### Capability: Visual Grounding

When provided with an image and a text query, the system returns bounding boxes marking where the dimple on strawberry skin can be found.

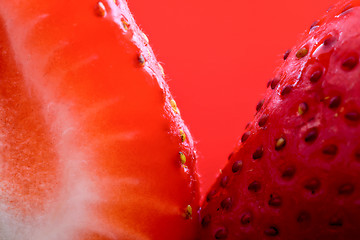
[200,1,360,239]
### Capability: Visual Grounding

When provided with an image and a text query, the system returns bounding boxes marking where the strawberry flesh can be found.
[0,0,200,239]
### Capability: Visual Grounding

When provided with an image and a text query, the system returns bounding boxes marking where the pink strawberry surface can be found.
[200,1,360,239]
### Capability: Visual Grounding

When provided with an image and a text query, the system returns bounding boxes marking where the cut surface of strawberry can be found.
[0,0,199,239]
[200,1,360,239]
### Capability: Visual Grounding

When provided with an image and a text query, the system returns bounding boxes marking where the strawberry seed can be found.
[342,55,358,71]
[256,99,264,112]
[338,183,355,195]
[329,96,341,109]
[275,137,286,151]
[258,114,268,127]
[241,212,252,225]
[268,194,282,207]
[304,128,318,143]
[283,49,291,60]
[298,102,309,115]
[201,214,211,228]
[220,197,232,210]
[214,228,228,239]
[264,226,279,236]
[296,48,309,59]
[232,160,243,173]
[252,146,263,160]
[322,144,338,156]
[310,69,323,83]
[297,211,311,223]
[248,181,261,192]
[241,131,251,143]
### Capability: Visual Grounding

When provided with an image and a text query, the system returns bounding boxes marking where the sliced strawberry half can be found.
[200,1,360,239]
[0,0,199,239]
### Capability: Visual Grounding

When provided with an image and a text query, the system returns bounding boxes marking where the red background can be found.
[128,0,338,199]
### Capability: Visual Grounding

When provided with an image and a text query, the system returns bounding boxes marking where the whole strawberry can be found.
[200,1,360,239]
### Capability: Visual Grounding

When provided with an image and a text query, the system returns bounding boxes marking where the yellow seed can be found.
[170,99,179,114]
[142,32,149,45]
[298,102,308,116]
[296,48,309,59]
[276,137,286,150]
[180,129,186,142]
[183,205,192,219]
[298,106,304,115]
[121,19,130,30]
[179,152,186,164]
[158,63,165,78]
[95,1,106,17]
[170,99,177,109]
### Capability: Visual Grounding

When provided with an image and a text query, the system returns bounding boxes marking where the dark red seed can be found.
[282,166,296,179]
[310,20,319,30]
[264,226,279,237]
[354,148,360,160]
[304,128,318,143]
[297,211,311,223]
[252,146,263,160]
[267,79,272,88]
[220,197,232,210]
[201,214,211,228]
[283,49,291,60]
[241,212,252,225]
[298,102,309,115]
[215,228,228,239]
[329,96,341,109]
[248,181,261,192]
[304,178,321,194]
[228,152,233,161]
[342,4,353,14]
[342,56,358,71]
[268,194,282,207]
[245,122,250,129]
[345,111,360,121]
[232,160,243,173]
[281,85,292,96]
[256,99,265,112]
[275,137,286,151]
[324,36,336,46]
[241,131,251,143]
[322,144,338,156]
[258,114,268,127]
[338,183,355,195]
[271,78,280,89]
[327,5,334,12]
[310,69,323,83]
[138,54,146,66]
[220,176,229,188]
[329,216,343,227]
[206,190,216,202]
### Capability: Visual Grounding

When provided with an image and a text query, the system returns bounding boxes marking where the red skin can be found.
[201,1,360,239]
[0,0,199,239]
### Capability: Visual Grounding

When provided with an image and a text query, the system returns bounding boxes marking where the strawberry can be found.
[200,1,360,239]
[0,0,199,239]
